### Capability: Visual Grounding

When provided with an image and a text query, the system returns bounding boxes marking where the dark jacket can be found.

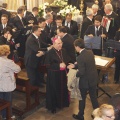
[61,33,76,62]
[85,25,107,37]
[104,12,119,39]
[76,49,98,88]
[0,9,11,20]
[80,17,93,39]
[24,34,46,68]
[63,20,78,36]
[26,13,38,25]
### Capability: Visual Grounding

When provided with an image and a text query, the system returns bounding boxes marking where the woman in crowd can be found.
[93,104,115,120]
[0,27,20,61]
[0,45,21,119]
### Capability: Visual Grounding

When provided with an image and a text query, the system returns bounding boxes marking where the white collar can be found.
[62,33,67,38]
[106,11,112,16]
[79,48,85,53]
[18,14,22,20]
[32,13,35,17]
[2,23,7,26]
[95,26,100,30]
[32,33,38,39]
[87,17,92,21]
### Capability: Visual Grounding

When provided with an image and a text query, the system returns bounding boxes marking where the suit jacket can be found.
[0,23,16,36]
[23,11,32,24]
[85,25,107,36]
[80,17,93,39]
[40,29,51,48]
[26,14,38,25]
[12,15,32,39]
[115,30,120,41]
[104,12,119,39]
[63,20,78,36]
[0,9,11,20]
[24,34,47,68]
[76,49,98,88]
[61,34,76,62]
[44,25,52,45]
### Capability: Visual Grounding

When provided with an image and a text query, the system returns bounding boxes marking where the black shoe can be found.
[72,114,84,120]
[51,109,56,114]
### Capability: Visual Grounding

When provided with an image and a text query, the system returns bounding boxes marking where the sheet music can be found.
[95,57,109,66]
[84,36,101,49]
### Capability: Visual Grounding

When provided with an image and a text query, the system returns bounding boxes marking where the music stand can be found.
[95,55,115,98]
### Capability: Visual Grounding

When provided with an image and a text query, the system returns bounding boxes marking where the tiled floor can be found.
[12,67,120,120]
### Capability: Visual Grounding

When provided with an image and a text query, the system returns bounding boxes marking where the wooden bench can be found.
[15,69,39,112]
[0,99,11,120]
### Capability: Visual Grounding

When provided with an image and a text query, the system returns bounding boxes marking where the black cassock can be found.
[44,48,71,111]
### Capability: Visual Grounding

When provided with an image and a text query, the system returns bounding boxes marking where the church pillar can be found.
[5,0,24,10]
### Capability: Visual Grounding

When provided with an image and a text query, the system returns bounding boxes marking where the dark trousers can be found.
[78,86,99,118]
[114,51,120,82]
[26,66,42,87]
[0,92,12,118]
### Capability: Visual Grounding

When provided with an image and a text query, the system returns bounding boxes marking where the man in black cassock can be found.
[44,38,71,113]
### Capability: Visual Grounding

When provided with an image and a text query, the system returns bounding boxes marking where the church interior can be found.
[0,0,120,120]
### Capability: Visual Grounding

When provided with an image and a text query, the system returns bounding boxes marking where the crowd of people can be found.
[0,0,120,119]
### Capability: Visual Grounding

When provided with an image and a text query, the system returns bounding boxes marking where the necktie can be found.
[67,22,69,28]
[36,38,40,49]
[96,27,99,36]
[21,19,24,27]
[3,24,6,29]
[48,24,50,28]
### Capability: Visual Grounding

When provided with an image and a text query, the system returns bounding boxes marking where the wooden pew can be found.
[0,99,12,120]
[13,58,39,115]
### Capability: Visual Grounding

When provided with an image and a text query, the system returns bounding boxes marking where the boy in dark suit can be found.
[67,38,99,120]
[85,15,107,56]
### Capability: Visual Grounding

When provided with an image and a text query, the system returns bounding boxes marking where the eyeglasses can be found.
[106,115,115,119]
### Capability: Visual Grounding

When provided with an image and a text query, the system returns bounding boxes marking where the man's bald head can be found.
[53,38,63,50]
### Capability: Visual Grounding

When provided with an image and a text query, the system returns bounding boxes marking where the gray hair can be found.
[104,4,113,11]
[86,8,93,16]
[92,4,99,10]
[45,14,53,20]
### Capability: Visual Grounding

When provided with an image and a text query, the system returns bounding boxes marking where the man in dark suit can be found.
[80,8,93,39]
[12,7,33,57]
[68,38,99,120]
[85,15,107,56]
[21,5,32,24]
[26,7,39,25]
[92,4,102,22]
[44,14,54,45]
[38,17,51,48]
[57,26,76,63]
[103,3,119,39]
[0,14,16,36]
[0,3,11,21]
[45,7,57,24]
[50,15,63,38]
[24,25,47,86]
[63,13,78,39]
